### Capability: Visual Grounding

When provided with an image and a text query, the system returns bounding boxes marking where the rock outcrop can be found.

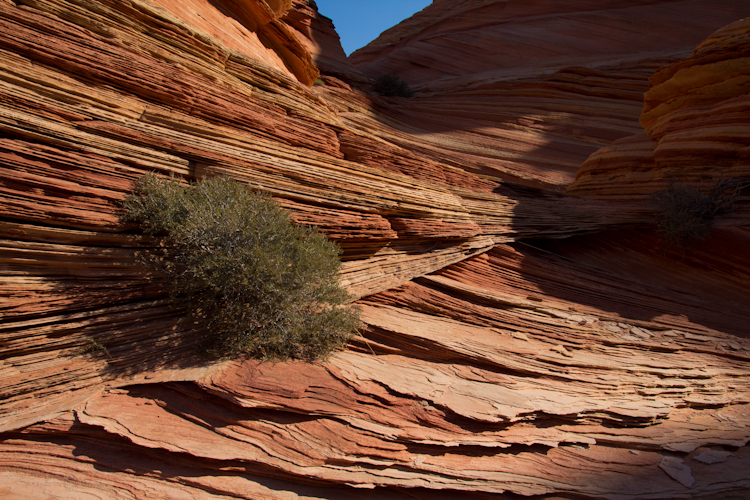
[569,16,750,202]
[1,0,749,499]
[350,0,749,87]
[349,0,750,190]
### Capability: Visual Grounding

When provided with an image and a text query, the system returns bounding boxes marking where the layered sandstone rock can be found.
[1,0,749,499]
[349,0,750,190]
[282,0,368,85]
[350,0,749,87]
[568,17,750,199]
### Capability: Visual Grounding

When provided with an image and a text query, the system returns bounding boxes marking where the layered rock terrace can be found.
[1,0,749,498]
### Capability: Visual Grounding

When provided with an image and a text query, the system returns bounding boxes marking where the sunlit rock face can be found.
[569,17,750,203]
[350,0,749,86]
[347,0,750,191]
[1,0,750,499]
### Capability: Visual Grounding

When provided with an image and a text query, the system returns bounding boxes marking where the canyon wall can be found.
[568,17,750,203]
[1,0,749,498]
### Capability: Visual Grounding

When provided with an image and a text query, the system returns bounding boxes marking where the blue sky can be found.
[313,0,432,55]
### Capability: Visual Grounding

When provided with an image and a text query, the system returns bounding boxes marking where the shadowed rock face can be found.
[1,0,749,498]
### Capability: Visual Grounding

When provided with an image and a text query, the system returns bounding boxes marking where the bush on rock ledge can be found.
[122,173,359,361]
[373,75,414,98]
[652,177,747,248]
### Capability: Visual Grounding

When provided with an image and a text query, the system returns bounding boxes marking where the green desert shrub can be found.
[652,177,746,248]
[121,173,359,361]
[373,74,414,98]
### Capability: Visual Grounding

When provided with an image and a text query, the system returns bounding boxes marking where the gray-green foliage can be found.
[122,173,359,361]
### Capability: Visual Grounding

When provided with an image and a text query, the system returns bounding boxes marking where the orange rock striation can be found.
[350,0,749,88]
[349,0,750,191]
[1,0,749,498]
[569,16,750,202]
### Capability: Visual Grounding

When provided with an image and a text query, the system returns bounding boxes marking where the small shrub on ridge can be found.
[652,177,746,248]
[373,75,414,98]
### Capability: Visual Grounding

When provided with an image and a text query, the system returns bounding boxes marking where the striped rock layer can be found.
[1,0,749,499]
[568,16,750,200]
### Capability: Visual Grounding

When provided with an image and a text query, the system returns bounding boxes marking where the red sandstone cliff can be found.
[569,16,750,203]
[1,0,749,498]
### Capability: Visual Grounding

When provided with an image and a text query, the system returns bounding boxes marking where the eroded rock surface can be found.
[1,0,749,498]
[569,16,750,202]
[350,0,748,86]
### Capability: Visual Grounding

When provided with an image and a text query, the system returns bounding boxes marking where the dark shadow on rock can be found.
[514,226,750,338]
[52,249,216,373]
